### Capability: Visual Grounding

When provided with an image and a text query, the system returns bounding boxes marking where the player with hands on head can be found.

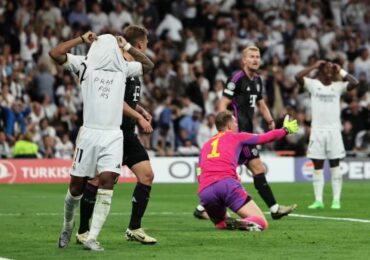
[197,111,298,231]
[51,30,153,251]
[295,60,359,210]
[76,26,157,246]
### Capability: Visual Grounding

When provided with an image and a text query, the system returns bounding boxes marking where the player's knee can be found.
[138,171,154,185]
[98,173,117,189]
[329,159,340,168]
[69,177,86,196]
[247,215,268,231]
[249,162,266,175]
[69,186,84,196]
[214,220,227,229]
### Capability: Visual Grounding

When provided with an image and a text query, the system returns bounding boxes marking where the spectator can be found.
[3,100,30,142]
[354,130,370,156]
[180,96,202,117]
[88,2,109,34]
[342,120,356,154]
[151,124,175,156]
[341,100,370,135]
[156,14,183,42]
[36,0,62,32]
[39,26,58,58]
[68,0,89,27]
[197,113,217,148]
[38,135,56,158]
[177,139,200,156]
[294,27,319,65]
[13,130,38,158]
[0,130,10,158]
[32,63,55,103]
[354,48,370,83]
[108,2,133,32]
[179,110,202,146]
[19,24,38,67]
[55,133,74,159]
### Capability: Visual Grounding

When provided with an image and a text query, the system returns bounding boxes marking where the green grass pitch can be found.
[0,182,370,260]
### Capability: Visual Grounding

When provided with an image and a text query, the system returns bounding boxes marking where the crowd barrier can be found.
[0,156,369,184]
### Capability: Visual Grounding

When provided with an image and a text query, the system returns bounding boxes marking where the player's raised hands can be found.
[116,35,128,49]
[283,115,298,134]
[333,63,341,74]
[81,31,97,44]
[314,60,326,68]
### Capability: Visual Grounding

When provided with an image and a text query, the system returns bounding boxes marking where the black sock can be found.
[129,182,151,230]
[253,174,277,208]
[78,183,97,234]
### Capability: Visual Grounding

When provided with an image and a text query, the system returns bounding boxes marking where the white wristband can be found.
[123,43,131,51]
[339,69,348,78]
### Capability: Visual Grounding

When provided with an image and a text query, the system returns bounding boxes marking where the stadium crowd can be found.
[0,0,369,159]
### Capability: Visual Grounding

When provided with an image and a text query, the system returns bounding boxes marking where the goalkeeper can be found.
[197,111,298,231]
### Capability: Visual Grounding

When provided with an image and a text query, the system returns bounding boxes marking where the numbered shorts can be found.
[238,144,260,165]
[122,133,149,168]
[71,127,123,178]
[199,178,251,223]
[307,129,345,160]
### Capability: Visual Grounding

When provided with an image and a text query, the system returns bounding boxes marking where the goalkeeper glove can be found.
[283,115,298,134]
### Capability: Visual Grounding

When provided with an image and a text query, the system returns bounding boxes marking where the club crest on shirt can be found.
[251,148,258,156]
[227,82,236,90]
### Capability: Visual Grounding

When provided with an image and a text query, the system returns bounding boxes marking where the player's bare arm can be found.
[217,96,232,112]
[333,64,359,91]
[123,101,153,133]
[116,36,154,74]
[49,31,97,65]
[257,99,275,130]
[295,60,326,86]
[135,104,152,123]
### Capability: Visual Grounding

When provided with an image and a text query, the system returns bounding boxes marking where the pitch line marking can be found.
[1,212,370,224]
[287,213,370,223]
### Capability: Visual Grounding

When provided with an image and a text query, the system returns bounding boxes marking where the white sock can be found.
[88,189,113,241]
[197,205,205,211]
[331,166,342,202]
[312,169,324,203]
[63,189,82,230]
[270,204,279,213]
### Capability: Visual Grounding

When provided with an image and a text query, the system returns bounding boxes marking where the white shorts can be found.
[307,129,345,160]
[70,126,123,178]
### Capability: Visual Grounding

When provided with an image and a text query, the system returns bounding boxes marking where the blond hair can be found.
[242,46,260,56]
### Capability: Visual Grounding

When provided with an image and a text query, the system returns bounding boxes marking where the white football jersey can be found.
[304,77,348,130]
[63,34,142,130]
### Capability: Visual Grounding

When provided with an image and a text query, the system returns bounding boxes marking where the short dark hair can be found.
[215,111,233,131]
[123,25,148,45]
